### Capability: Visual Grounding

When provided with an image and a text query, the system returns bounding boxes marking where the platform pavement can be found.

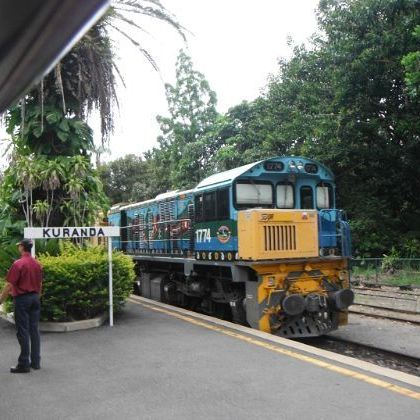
[0,300,419,420]
[328,313,420,359]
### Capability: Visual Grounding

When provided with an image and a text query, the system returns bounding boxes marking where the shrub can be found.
[0,244,19,314]
[39,245,135,322]
[381,247,401,272]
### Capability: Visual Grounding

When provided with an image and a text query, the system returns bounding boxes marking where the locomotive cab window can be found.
[235,180,273,208]
[195,188,230,221]
[316,183,333,209]
[276,183,294,208]
[217,188,230,219]
[203,191,217,220]
[300,186,314,209]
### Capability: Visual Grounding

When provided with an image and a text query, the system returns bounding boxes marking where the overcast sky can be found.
[102,0,320,161]
[1,0,320,166]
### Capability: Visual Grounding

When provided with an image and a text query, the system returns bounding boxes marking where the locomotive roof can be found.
[196,156,334,189]
[119,188,194,211]
[116,156,333,211]
[196,161,262,189]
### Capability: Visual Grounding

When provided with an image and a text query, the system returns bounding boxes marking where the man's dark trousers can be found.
[14,293,41,368]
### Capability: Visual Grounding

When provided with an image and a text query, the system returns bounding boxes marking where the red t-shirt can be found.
[6,253,43,297]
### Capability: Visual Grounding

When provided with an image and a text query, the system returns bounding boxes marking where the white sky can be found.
[1,0,320,166]
[102,0,320,161]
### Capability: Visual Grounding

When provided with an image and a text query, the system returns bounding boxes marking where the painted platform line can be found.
[128,296,420,401]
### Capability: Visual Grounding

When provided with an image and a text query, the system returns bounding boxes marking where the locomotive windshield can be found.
[316,184,333,209]
[235,180,273,208]
[276,183,294,208]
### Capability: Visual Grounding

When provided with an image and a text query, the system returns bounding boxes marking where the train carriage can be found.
[108,156,353,338]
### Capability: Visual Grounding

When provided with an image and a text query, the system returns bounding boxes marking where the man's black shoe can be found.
[10,365,30,373]
[31,364,41,370]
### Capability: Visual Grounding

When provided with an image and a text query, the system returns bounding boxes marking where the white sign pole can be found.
[108,237,114,327]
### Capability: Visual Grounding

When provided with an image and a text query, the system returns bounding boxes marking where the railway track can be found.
[349,286,420,324]
[298,336,420,377]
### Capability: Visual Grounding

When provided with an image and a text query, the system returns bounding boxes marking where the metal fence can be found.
[351,258,420,287]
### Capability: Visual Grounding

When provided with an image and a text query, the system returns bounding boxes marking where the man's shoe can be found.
[31,364,41,370]
[10,365,30,373]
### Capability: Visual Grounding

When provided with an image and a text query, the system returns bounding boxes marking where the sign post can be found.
[24,226,120,327]
[108,236,114,327]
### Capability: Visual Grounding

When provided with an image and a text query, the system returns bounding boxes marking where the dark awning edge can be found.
[0,0,110,114]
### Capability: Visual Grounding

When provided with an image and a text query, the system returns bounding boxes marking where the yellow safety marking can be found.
[130,299,420,401]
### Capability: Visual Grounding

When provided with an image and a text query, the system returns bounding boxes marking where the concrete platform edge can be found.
[128,295,420,389]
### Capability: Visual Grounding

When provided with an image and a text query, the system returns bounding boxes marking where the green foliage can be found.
[98,154,150,204]
[381,247,401,271]
[39,245,135,322]
[5,104,94,156]
[0,155,109,227]
[210,100,279,171]
[0,214,26,246]
[401,25,420,98]
[0,245,20,314]
[148,50,219,191]
[0,244,19,279]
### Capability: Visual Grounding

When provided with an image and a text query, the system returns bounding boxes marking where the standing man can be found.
[0,239,43,373]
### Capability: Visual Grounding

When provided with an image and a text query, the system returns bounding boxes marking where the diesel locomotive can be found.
[108,156,353,337]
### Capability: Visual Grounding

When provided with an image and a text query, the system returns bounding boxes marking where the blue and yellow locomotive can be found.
[109,156,353,337]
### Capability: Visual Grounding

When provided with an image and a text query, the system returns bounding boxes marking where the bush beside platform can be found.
[0,245,135,325]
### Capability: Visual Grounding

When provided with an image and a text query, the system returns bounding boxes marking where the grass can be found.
[352,266,420,286]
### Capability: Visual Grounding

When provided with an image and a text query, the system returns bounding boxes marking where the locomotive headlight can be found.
[297,160,304,171]
[289,160,296,170]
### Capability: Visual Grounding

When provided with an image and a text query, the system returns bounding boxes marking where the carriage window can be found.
[203,191,216,220]
[217,188,230,219]
[235,182,273,207]
[317,184,333,209]
[300,186,314,209]
[276,184,294,208]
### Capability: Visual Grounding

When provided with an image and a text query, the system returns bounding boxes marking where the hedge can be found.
[1,244,135,322]
[38,245,135,322]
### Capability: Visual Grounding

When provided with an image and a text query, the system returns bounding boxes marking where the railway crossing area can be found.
[0,298,419,419]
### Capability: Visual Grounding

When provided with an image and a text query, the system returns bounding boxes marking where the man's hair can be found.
[19,239,33,252]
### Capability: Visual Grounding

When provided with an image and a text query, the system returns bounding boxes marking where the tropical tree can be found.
[148,50,219,190]
[0,0,184,235]
[98,154,149,204]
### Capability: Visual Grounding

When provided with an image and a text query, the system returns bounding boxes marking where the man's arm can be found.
[2,262,20,305]
[0,283,12,305]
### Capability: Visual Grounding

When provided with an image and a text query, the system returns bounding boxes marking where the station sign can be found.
[24,226,120,239]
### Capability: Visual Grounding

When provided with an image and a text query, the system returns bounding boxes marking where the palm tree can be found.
[1,0,184,232]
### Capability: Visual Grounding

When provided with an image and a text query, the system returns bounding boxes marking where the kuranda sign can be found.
[24,226,120,239]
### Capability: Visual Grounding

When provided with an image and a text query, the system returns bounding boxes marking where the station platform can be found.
[0,298,419,420]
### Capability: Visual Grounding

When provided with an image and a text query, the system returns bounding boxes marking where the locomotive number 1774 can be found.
[195,228,211,243]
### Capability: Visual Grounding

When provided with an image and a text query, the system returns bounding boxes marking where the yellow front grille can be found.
[263,225,296,251]
[238,209,319,260]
